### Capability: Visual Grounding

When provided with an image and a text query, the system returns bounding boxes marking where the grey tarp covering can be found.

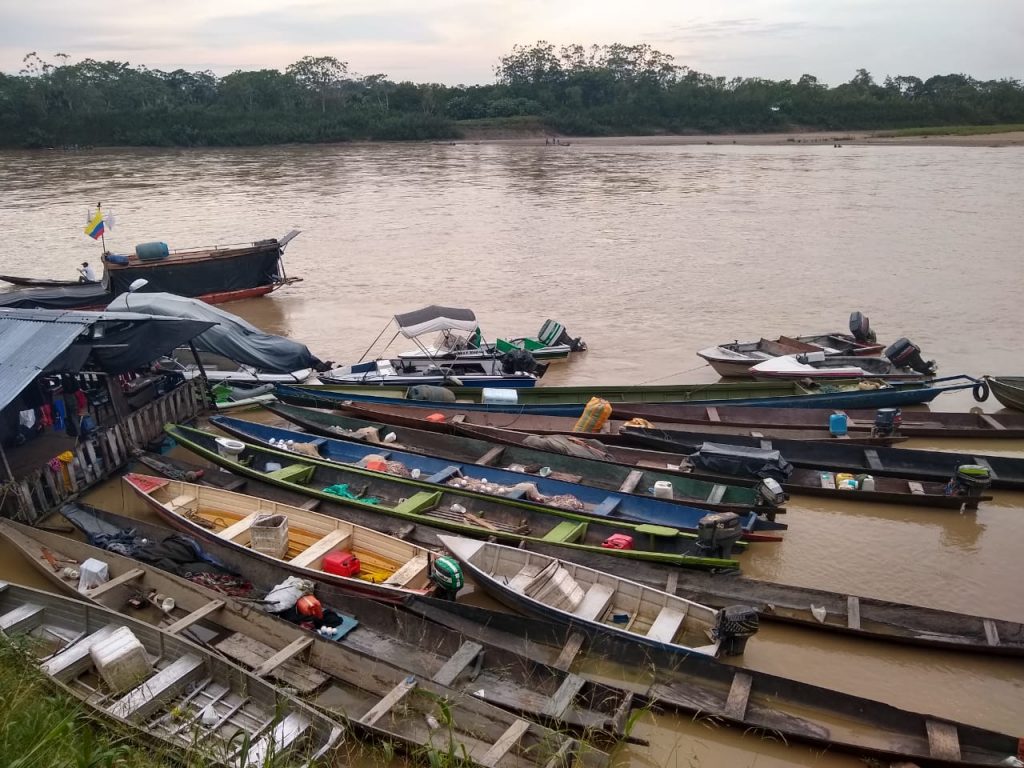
[689,442,794,481]
[393,305,478,338]
[0,308,214,411]
[106,293,321,374]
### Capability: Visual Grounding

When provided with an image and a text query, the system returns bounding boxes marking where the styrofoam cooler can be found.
[481,388,518,405]
[90,626,153,693]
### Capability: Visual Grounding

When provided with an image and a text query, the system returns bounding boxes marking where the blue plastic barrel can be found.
[134,241,170,261]
[829,413,848,436]
[105,253,129,265]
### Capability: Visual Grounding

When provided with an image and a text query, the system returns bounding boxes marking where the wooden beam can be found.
[863,449,883,471]
[723,672,752,720]
[925,719,961,761]
[85,568,145,597]
[359,677,417,726]
[983,619,1000,647]
[542,673,586,718]
[164,600,225,635]
[253,636,314,677]
[553,632,586,672]
[846,596,861,630]
[706,406,720,422]
[617,470,643,494]
[476,447,505,466]
[479,719,531,767]
[979,414,1006,431]
[432,641,483,686]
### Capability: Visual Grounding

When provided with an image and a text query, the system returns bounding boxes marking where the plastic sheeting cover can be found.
[689,442,794,481]
[106,292,321,373]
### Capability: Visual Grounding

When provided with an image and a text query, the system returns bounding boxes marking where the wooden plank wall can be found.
[7,380,206,524]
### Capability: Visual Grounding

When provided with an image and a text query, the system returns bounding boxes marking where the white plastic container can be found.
[78,558,110,593]
[653,481,674,499]
[481,388,518,405]
[860,475,876,492]
[90,626,153,693]
[250,514,289,558]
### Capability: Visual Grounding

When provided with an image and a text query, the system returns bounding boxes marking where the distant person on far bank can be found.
[78,261,96,282]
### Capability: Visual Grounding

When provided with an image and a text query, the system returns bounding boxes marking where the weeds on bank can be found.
[872,123,1024,137]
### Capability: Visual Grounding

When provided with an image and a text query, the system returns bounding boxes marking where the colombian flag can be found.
[84,208,104,240]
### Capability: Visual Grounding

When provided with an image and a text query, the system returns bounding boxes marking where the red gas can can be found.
[322,551,361,576]
[601,534,634,550]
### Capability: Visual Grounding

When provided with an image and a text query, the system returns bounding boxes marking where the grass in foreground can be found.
[870,123,1024,137]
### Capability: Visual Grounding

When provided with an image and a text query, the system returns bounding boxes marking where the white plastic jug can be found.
[653,481,674,499]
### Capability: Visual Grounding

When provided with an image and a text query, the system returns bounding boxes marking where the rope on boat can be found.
[639,362,711,385]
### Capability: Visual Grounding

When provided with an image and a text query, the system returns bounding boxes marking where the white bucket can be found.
[653,481,674,499]
[215,437,246,458]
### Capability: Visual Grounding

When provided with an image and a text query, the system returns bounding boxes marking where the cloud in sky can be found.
[1,0,1020,85]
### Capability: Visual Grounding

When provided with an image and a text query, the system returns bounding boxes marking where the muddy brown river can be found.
[1,142,1022,766]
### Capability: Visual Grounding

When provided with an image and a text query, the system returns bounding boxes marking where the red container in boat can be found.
[426,413,447,423]
[322,551,361,577]
[601,534,634,550]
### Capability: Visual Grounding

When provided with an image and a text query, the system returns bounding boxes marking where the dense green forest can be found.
[2,43,1023,147]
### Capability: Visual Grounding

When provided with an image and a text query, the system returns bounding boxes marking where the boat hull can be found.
[986,376,1024,412]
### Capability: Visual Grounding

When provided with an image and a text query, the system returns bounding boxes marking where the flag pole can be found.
[97,202,107,254]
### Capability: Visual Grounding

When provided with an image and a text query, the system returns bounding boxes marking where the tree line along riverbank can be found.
[3,43,1024,148]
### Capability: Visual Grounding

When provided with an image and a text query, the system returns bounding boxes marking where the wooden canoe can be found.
[0,520,608,763]
[43,508,1024,767]
[123,474,438,603]
[618,427,1024,490]
[0,274,87,287]
[263,401,779,515]
[329,402,988,510]
[985,376,1024,413]
[404,596,1024,768]
[328,401,905,446]
[211,414,787,541]
[130,454,1024,655]
[0,580,343,765]
[440,536,725,656]
[275,374,984,415]
[167,423,743,569]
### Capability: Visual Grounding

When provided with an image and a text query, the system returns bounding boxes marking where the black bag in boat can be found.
[689,442,794,482]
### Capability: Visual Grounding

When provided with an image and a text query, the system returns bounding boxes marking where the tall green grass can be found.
[871,123,1024,137]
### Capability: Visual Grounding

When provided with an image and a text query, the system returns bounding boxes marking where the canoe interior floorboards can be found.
[214,633,328,693]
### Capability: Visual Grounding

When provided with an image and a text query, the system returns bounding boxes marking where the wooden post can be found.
[188,341,214,406]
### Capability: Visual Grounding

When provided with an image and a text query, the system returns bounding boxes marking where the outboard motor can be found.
[713,605,760,656]
[872,407,902,437]
[945,464,993,510]
[884,338,937,376]
[849,311,876,343]
[754,478,787,520]
[500,349,540,375]
[429,555,465,600]
[696,512,743,559]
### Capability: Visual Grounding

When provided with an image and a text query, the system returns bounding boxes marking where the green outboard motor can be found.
[946,464,992,510]
[713,605,760,656]
[430,555,465,600]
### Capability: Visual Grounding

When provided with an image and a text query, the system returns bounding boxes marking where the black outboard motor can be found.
[713,605,760,656]
[500,349,540,375]
[754,478,787,520]
[849,311,876,343]
[696,512,743,559]
[946,464,993,510]
[872,407,902,437]
[884,337,937,376]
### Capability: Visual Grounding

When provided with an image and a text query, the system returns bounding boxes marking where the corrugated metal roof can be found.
[0,316,90,413]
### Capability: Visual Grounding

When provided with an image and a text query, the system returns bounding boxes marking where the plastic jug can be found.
[860,475,876,492]
[653,481,674,499]
[829,413,848,436]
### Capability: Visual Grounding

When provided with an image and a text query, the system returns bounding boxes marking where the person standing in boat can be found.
[77,261,96,282]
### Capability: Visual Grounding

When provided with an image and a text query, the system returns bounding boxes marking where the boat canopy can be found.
[393,306,478,338]
[106,292,322,374]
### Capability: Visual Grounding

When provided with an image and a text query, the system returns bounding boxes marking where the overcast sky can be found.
[3,0,1021,85]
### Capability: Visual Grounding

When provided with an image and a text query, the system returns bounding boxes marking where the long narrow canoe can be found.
[212,414,786,541]
[331,402,989,510]
[985,376,1024,412]
[54,505,634,737]
[128,454,1024,655]
[619,427,1024,491]
[167,423,743,569]
[276,374,982,415]
[46,507,1024,766]
[122,474,438,603]
[0,520,610,761]
[264,402,779,515]
[440,536,729,657]
[330,401,902,446]
[546,402,1024,438]
[0,581,344,765]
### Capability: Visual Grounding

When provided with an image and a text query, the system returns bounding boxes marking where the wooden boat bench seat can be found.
[541,521,587,544]
[646,605,688,643]
[618,470,644,494]
[168,494,198,512]
[241,711,312,766]
[394,491,441,515]
[0,602,45,633]
[426,466,462,484]
[266,464,315,485]
[381,554,429,587]
[108,654,206,720]
[572,583,615,621]
[706,485,728,504]
[217,512,261,542]
[590,497,622,518]
[42,625,121,680]
[634,523,680,539]
[289,529,352,568]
